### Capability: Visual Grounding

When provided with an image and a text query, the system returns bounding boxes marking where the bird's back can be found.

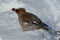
[18,12,43,31]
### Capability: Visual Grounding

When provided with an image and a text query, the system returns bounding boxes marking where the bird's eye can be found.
[16,10,20,12]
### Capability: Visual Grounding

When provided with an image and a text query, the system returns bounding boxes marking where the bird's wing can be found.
[31,14,49,27]
[26,12,49,27]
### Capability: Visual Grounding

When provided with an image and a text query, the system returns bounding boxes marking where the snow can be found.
[0,37,2,40]
[0,0,60,40]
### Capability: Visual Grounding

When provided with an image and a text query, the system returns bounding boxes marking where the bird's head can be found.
[12,8,26,15]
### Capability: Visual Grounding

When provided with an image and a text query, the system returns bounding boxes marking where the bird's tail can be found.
[32,22,57,34]
[40,26,50,31]
[32,22,50,31]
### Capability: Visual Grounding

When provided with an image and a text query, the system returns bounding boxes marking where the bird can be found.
[12,8,51,31]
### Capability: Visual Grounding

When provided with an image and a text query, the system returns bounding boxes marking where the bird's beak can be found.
[12,8,17,12]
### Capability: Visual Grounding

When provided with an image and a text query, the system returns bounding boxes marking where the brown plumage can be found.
[12,8,50,31]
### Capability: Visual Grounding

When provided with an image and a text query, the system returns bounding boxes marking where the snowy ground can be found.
[0,0,60,40]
